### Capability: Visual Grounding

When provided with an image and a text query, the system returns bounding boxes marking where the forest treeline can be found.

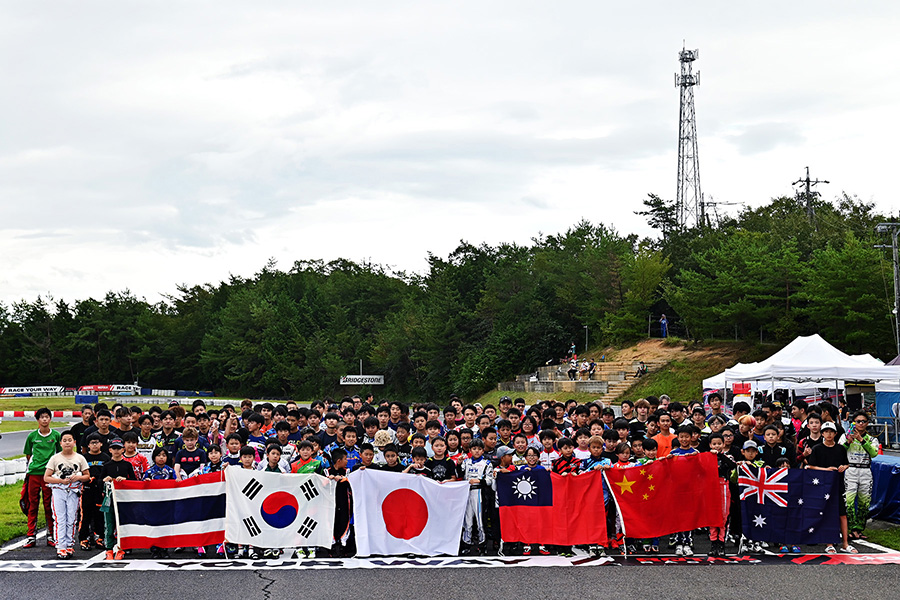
[0,192,895,401]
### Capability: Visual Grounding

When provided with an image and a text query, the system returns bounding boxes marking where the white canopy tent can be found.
[703,334,900,403]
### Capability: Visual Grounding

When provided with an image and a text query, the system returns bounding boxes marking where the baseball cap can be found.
[742,441,758,451]
[821,421,837,431]
[495,446,515,457]
[109,437,124,448]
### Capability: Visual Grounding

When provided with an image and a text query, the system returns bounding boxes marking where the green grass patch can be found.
[866,523,900,551]
[0,482,45,545]
[0,396,243,412]
[0,421,73,434]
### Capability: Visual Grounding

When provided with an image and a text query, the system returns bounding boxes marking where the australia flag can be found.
[738,465,841,545]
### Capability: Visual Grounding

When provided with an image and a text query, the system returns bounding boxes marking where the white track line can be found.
[855,539,896,554]
[0,529,47,556]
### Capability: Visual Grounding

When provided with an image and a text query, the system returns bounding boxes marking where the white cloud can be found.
[1,1,899,304]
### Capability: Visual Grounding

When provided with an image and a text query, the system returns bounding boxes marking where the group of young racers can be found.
[21,390,880,560]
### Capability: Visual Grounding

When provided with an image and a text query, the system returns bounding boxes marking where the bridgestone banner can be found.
[339,375,384,385]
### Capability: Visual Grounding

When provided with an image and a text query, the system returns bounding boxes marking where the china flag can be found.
[497,469,607,545]
[604,453,724,539]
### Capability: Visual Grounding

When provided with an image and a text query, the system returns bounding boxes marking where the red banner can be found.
[605,453,724,539]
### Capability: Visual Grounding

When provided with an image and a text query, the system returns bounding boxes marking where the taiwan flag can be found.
[738,465,840,545]
[605,453,723,539]
[497,469,607,545]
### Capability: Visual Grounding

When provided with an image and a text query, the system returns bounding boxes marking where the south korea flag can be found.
[225,469,336,548]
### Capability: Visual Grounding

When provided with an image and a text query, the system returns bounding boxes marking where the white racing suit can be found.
[460,456,494,545]
[840,432,880,533]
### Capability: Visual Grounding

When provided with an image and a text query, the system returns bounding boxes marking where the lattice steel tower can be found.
[675,45,702,228]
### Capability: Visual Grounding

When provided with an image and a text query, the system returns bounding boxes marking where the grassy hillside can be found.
[618,340,778,404]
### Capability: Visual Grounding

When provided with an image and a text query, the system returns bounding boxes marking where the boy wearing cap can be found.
[808,421,855,553]
[100,437,136,559]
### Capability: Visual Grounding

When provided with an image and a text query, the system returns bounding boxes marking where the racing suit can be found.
[840,432,880,533]
[460,456,494,545]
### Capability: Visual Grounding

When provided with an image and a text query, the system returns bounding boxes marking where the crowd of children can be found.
[21,391,876,559]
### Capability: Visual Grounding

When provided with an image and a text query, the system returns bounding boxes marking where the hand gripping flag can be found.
[738,465,840,544]
[113,472,226,550]
[225,469,336,547]
[348,469,469,556]
[605,453,724,539]
[497,469,607,545]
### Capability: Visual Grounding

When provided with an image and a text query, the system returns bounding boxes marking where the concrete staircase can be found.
[498,359,669,403]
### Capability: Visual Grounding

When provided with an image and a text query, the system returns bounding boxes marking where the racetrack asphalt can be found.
[1,562,898,600]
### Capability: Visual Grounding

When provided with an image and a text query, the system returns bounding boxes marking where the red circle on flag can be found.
[382,489,428,539]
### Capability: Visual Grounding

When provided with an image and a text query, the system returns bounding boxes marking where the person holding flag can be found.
[806,421,856,554]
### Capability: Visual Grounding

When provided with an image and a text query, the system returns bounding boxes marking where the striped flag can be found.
[113,472,226,550]
[224,469,336,548]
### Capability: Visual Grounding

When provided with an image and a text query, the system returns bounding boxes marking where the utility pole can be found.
[675,44,703,229]
[792,166,829,220]
[875,223,900,356]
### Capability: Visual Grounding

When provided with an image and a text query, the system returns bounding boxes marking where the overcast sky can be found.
[2,1,899,307]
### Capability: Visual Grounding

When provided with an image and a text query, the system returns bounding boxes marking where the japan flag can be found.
[348,468,470,556]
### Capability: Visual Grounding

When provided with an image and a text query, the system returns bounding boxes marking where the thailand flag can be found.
[348,469,469,557]
[225,469,336,548]
[113,472,226,550]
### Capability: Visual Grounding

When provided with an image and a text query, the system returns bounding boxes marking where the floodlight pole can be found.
[875,223,900,356]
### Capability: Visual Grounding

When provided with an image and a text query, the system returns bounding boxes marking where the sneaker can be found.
[791,546,801,553]
[538,545,550,555]
[56,552,68,560]
[46,537,55,547]
[752,542,763,554]
[779,545,789,553]
[308,548,316,558]
[839,545,858,554]
[626,545,637,554]
[522,545,532,555]
[736,537,746,555]
[216,543,225,556]
[159,549,170,558]
[65,548,74,556]
[105,550,115,560]
[94,537,105,549]
[197,546,206,557]
[642,544,651,553]
[173,547,184,554]
[248,549,260,559]
[23,536,36,549]
[683,545,694,557]
[674,544,684,556]
[650,545,659,554]
[80,539,92,551]
[114,550,125,560]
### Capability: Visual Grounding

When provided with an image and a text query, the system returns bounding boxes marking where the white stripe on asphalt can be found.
[0,529,47,556]
[855,539,896,554]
